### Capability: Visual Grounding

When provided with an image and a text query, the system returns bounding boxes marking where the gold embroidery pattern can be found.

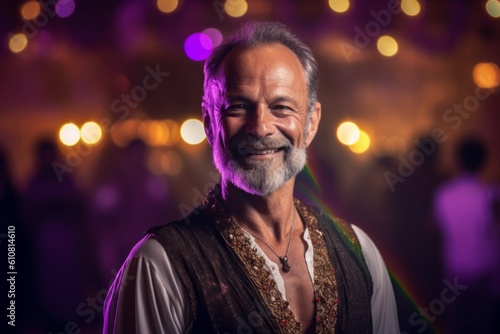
[202,186,338,333]
[295,199,338,333]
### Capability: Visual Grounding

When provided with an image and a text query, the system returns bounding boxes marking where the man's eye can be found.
[226,104,247,114]
[271,105,293,112]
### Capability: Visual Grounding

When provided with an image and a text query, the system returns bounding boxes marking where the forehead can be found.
[218,43,307,91]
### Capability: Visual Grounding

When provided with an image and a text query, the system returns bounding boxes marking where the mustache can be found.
[229,135,292,156]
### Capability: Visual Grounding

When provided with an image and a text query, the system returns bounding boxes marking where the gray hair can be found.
[202,21,319,117]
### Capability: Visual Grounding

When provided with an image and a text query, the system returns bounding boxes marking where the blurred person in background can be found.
[434,137,499,333]
[91,139,172,283]
[22,138,97,331]
[0,147,37,332]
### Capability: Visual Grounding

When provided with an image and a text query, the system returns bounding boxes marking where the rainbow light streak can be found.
[295,160,437,333]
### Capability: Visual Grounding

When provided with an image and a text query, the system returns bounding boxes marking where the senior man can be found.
[103,22,399,334]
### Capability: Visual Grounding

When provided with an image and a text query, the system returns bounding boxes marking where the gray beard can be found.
[212,134,307,196]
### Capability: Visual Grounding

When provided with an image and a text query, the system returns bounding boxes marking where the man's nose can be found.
[245,104,276,137]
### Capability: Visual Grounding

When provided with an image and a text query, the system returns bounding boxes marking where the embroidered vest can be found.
[149,189,373,333]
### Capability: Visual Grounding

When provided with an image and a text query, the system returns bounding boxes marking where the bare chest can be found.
[258,235,316,333]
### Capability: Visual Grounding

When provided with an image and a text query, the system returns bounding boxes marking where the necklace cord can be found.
[234,207,297,272]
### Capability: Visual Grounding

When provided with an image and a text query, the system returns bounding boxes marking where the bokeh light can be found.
[377,35,398,57]
[59,123,80,146]
[202,28,223,48]
[224,0,248,18]
[163,119,181,146]
[337,121,360,145]
[349,130,371,154]
[184,32,213,61]
[80,122,103,145]
[55,0,76,18]
[148,150,183,176]
[473,62,500,88]
[328,0,350,13]
[181,119,206,145]
[8,33,28,54]
[401,0,421,16]
[21,1,42,20]
[111,119,142,148]
[157,0,179,13]
[139,120,169,146]
[486,0,500,18]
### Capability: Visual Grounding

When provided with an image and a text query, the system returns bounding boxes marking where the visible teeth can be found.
[244,148,279,155]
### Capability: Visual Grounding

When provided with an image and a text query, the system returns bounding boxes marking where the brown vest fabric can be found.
[149,201,373,333]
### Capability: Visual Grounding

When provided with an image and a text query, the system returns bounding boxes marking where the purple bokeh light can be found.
[202,28,223,48]
[184,33,213,61]
[56,0,76,18]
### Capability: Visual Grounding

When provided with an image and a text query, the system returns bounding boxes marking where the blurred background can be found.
[1,0,499,333]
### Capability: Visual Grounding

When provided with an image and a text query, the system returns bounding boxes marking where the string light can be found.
[8,33,28,53]
[181,119,205,145]
[328,0,350,13]
[472,62,500,88]
[184,32,213,61]
[486,0,500,18]
[157,0,179,14]
[81,122,103,145]
[401,0,421,16]
[349,130,371,154]
[21,1,41,20]
[337,122,360,145]
[224,0,248,18]
[55,0,76,18]
[59,123,80,146]
[377,35,398,57]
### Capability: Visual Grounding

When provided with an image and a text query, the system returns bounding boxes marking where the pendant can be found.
[279,256,291,272]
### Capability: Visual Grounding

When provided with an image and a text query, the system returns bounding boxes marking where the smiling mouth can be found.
[235,147,286,156]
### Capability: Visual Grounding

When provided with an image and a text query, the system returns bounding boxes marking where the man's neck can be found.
[220,179,297,243]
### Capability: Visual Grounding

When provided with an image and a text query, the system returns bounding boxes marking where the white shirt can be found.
[103,225,400,333]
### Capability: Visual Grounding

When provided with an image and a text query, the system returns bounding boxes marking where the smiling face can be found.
[204,43,321,196]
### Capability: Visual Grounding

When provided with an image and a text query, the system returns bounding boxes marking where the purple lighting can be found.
[203,28,223,48]
[56,0,76,18]
[184,33,213,61]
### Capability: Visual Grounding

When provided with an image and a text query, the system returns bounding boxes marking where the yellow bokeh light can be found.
[80,122,103,145]
[181,119,206,145]
[163,119,181,146]
[111,119,141,148]
[59,123,80,146]
[486,0,500,18]
[377,35,398,57]
[349,130,371,154]
[157,0,179,14]
[337,121,360,145]
[473,62,500,88]
[328,0,350,13]
[21,1,42,20]
[8,33,28,54]
[401,0,421,16]
[224,0,248,18]
[139,120,169,146]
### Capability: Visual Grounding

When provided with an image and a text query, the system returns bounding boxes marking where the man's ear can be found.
[202,106,213,146]
[305,102,321,147]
